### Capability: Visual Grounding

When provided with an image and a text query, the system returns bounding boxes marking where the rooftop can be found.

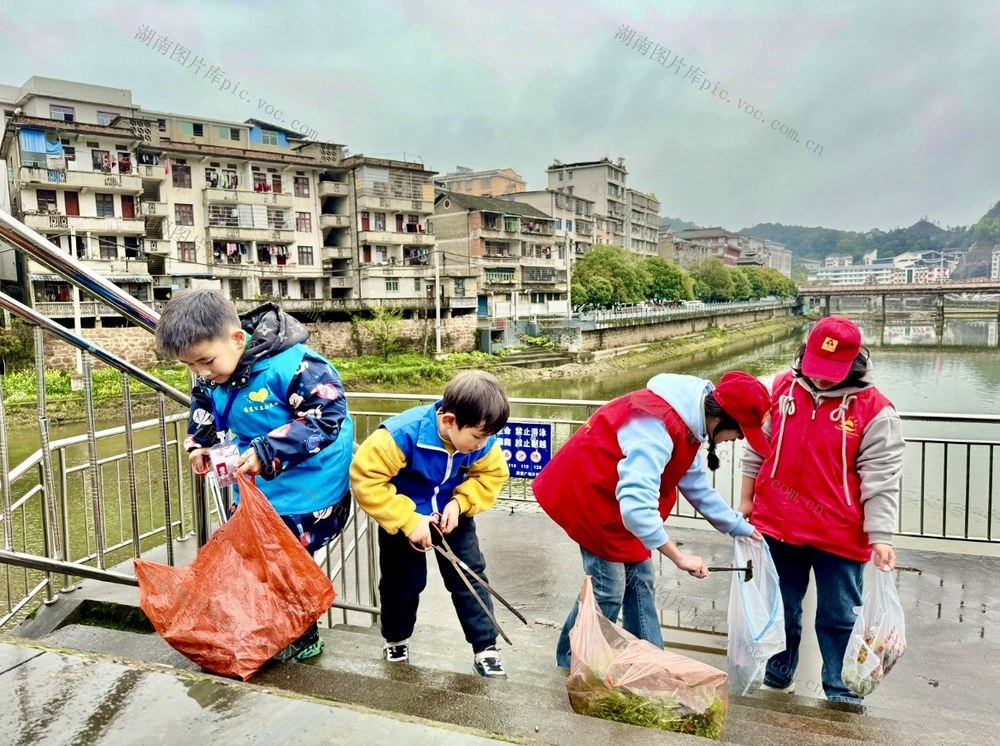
[435,190,553,219]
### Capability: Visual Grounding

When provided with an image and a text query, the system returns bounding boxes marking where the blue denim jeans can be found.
[556,547,661,668]
[763,536,866,703]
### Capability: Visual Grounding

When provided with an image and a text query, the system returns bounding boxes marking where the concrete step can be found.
[34,608,927,746]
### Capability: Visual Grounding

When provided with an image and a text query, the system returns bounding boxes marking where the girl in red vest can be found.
[532,371,771,668]
[740,317,904,703]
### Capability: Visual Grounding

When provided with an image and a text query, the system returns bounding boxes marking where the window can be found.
[218,126,239,141]
[178,241,197,263]
[454,278,466,296]
[95,193,115,217]
[157,119,166,132]
[174,204,194,225]
[98,236,118,259]
[36,190,58,213]
[50,105,74,122]
[297,246,314,266]
[278,280,288,297]
[567,219,573,232]
[228,279,244,300]
[414,278,421,292]
[568,170,573,179]
[261,129,279,146]
[271,174,282,193]
[253,171,267,190]
[558,171,564,181]
[267,207,288,230]
[259,279,274,296]
[385,278,399,292]
[91,149,111,171]
[555,218,562,230]
[97,111,118,126]
[294,176,310,197]
[123,237,141,258]
[479,178,491,190]
[172,164,192,188]
[296,212,312,232]
[374,212,386,231]
[194,123,204,137]
[300,279,315,299]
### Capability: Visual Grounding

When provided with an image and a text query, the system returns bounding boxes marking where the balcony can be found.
[320,214,351,229]
[80,257,150,276]
[322,246,354,261]
[33,301,124,318]
[482,252,519,262]
[357,193,434,214]
[329,276,353,289]
[318,181,349,198]
[137,163,167,181]
[205,224,291,242]
[22,213,146,236]
[448,296,477,310]
[20,166,143,194]
[203,187,293,208]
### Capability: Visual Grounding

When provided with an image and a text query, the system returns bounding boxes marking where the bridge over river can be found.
[801,280,1000,322]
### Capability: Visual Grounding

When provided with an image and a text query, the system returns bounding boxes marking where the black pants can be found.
[378,516,497,653]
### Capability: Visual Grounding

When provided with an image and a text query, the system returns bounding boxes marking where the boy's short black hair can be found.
[155,289,241,357]
[439,370,510,435]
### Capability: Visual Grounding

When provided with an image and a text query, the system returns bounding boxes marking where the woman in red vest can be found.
[740,317,904,703]
[533,370,771,668]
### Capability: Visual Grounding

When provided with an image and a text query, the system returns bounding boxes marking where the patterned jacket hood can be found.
[228,303,308,389]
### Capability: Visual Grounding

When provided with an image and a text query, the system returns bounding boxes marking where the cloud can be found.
[2,0,996,233]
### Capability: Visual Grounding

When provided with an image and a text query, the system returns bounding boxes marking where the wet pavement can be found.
[8,501,1000,743]
[0,642,509,745]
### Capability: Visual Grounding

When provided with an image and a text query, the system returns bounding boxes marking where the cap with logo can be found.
[802,316,862,383]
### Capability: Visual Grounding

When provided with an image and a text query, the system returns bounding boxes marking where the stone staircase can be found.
[15,596,948,746]
[491,347,575,369]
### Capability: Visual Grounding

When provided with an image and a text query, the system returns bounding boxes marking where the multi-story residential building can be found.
[0,76,350,321]
[546,158,629,248]
[673,228,743,266]
[436,166,526,197]
[626,189,660,256]
[992,246,1000,281]
[503,190,595,257]
[673,238,713,268]
[657,227,676,263]
[433,192,564,318]
[763,240,792,278]
[825,254,853,267]
[343,156,476,314]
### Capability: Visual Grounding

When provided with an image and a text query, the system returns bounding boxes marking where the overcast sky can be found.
[2,0,997,233]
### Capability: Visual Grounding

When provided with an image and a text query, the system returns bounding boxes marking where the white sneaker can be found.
[382,639,409,663]
[473,646,507,679]
[760,682,796,693]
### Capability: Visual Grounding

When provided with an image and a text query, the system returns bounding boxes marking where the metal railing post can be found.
[81,352,107,569]
[34,328,64,564]
[0,380,13,552]
[121,372,142,558]
[157,394,175,565]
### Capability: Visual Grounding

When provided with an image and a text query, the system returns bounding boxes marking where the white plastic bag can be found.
[726,536,786,696]
[842,568,906,697]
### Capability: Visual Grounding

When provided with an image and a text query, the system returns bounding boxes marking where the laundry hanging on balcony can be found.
[267,245,289,257]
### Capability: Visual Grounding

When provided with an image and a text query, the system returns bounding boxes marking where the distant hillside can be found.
[659,215,701,232]
[739,210,997,264]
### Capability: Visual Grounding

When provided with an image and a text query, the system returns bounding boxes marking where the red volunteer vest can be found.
[532,389,702,563]
[752,371,893,562]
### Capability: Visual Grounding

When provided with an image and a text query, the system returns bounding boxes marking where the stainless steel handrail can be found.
[0,208,158,331]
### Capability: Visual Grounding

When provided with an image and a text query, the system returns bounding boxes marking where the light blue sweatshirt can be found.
[615,373,755,550]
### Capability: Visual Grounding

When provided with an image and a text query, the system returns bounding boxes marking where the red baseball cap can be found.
[802,317,861,383]
[712,371,771,456]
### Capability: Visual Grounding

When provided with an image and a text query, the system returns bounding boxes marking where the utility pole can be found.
[565,229,572,318]
[434,247,442,355]
[70,226,82,375]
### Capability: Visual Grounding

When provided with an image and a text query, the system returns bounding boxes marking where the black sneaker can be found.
[274,624,324,662]
[473,646,507,679]
[382,640,409,663]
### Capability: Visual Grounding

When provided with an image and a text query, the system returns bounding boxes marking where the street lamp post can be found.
[434,247,442,355]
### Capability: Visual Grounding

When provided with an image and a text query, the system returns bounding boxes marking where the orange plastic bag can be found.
[567,576,729,739]
[134,472,336,680]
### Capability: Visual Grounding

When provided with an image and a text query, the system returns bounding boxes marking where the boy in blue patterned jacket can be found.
[155,288,354,662]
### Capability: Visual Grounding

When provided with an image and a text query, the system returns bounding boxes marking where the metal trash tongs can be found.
[706,559,754,582]
[410,516,528,645]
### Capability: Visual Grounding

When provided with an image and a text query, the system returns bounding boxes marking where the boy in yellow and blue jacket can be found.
[350,371,510,678]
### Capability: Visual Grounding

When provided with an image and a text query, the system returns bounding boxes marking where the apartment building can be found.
[626,188,660,256]
[503,190,595,257]
[436,166,526,197]
[433,192,564,318]
[736,238,793,278]
[545,157,661,256]
[656,227,676,263]
[546,158,628,247]
[673,228,743,267]
[992,246,1000,281]
[343,156,476,314]
[0,76,350,322]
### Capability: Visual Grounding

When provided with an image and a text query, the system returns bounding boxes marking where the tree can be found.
[730,267,754,301]
[576,276,615,307]
[643,257,693,301]
[0,318,33,374]
[571,244,649,305]
[688,258,734,302]
[359,305,404,360]
[742,267,768,298]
